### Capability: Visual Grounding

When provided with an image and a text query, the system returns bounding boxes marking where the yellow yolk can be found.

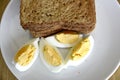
[55,31,79,44]
[43,45,62,66]
[14,44,36,66]
[71,38,90,60]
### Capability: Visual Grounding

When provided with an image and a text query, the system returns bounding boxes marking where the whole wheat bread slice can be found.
[20,0,96,37]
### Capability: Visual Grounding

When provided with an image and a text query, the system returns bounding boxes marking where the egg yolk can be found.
[55,31,79,44]
[43,45,62,66]
[71,38,90,60]
[14,44,36,66]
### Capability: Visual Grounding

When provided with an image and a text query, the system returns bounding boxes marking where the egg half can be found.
[45,31,83,48]
[13,38,39,72]
[65,36,94,67]
[39,37,64,73]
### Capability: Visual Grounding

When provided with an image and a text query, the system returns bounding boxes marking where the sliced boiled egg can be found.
[13,38,39,72]
[45,31,83,48]
[39,37,64,73]
[65,36,94,67]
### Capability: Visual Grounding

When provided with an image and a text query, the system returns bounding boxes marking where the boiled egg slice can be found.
[45,31,83,48]
[39,37,64,73]
[65,36,94,67]
[13,38,39,72]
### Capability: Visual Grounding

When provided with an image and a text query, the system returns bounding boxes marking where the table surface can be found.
[0,0,120,80]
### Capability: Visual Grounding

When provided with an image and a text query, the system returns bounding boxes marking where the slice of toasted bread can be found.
[20,0,96,37]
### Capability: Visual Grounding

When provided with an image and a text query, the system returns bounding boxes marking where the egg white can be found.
[45,34,83,48]
[64,36,94,68]
[39,37,65,73]
[13,38,39,72]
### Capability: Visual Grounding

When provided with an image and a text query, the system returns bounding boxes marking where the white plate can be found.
[0,0,120,80]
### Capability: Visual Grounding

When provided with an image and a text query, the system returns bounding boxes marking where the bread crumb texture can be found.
[21,0,95,24]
